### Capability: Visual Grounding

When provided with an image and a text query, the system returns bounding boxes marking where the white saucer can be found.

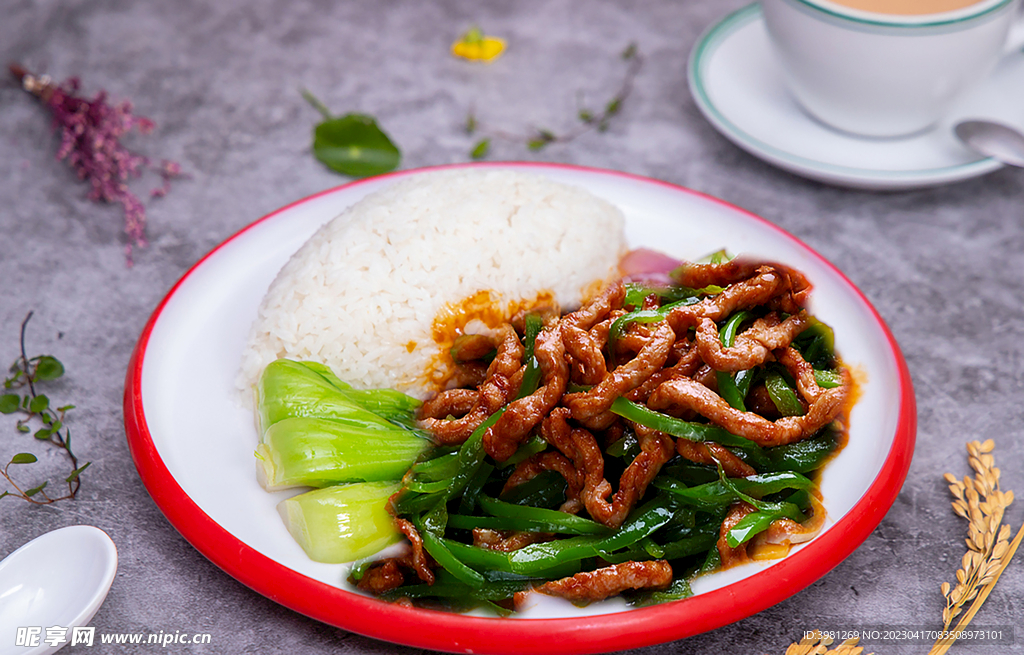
[688,3,1024,190]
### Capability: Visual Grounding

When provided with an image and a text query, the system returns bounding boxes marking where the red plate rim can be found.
[123,162,916,654]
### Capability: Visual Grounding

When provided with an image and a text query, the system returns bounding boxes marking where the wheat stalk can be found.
[936,439,1013,631]
[784,631,871,655]
[926,439,1022,655]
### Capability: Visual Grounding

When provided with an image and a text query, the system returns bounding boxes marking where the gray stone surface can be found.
[2,0,1023,653]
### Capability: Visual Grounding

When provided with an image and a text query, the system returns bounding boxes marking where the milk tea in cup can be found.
[761,0,1023,137]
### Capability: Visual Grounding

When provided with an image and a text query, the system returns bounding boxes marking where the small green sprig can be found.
[0,312,89,504]
[466,42,643,159]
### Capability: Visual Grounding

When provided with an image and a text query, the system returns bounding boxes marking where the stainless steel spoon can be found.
[955,119,1024,168]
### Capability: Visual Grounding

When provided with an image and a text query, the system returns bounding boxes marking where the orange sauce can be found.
[423,289,558,390]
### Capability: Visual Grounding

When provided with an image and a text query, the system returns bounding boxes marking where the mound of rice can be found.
[238,169,626,400]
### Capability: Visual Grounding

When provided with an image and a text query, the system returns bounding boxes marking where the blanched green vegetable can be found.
[256,360,404,435]
[279,482,401,563]
[257,416,429,490]
[256,360,423,435]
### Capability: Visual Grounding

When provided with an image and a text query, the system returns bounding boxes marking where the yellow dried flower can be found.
[452,26,506,62]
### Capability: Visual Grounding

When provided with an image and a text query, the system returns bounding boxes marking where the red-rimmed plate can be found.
[124,163,915,654]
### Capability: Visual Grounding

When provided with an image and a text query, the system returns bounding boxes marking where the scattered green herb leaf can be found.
[302,89,401,178]
[0,394,18,414]
[34,356,64,381]
[470,138,491,160]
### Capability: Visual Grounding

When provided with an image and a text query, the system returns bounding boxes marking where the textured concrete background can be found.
[2,0,1023,653]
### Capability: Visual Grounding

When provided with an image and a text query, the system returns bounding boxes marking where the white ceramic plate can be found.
[125,163,915,654]
[689,3,1024,190]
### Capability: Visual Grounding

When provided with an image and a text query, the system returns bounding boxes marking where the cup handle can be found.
[1007,1,1024,53]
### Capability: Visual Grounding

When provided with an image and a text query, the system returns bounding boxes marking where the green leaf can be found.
[0,491,9,499]
[34,427,53,440]
[56,405,76,412]
[527,139,548,151]
[578,109,593,124]
[312,113,401,178]
[11,453,37,464]
[66,462,91,483]
[605,97,622,116]
[28,394,49,414]
[465,112,477,135]
[33,356,64,381]
[25,481,47,497]
[621,42,638,60]
[0,393,19,414]
[538,129,556,142]
[16,424,30,433]
[470,138,491,160]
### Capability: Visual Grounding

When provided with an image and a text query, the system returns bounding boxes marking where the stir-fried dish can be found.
[255,256,852,613]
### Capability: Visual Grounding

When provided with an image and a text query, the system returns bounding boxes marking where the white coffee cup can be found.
[761,0,1024,137]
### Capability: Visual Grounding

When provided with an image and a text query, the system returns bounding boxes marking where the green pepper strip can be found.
[442,539,514,572]
[765,370,804,417]
[448,513,593,536]
[654,471,815,510]
[409,451,461,481]
[513,313,545,401]
[404,478,452,493]
[725,495,809,548]
[441,541,585,583]
[765,428,840,473]
[623,283,704,309]
[715,311,752,411]
[506,498,675,575]
[498,434,547,470]
[416,531,485,587]
[735,368,757,396]
[502,470,567,509]
[701,544,721,573]
[794,320,836,369]
[631,577,694,607]
[380,569,527,602]
[412,505,486,588]
[458,462,494,514]
[443,408,505,502]
[607,309,665,366]
[523,314,543,362]
[814,369,842,388]
[610,397,765,452]
[476,495,610,535]
[604,530,718,564]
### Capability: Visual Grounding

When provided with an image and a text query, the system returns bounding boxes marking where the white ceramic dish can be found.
[689,3,1024,190]
[124,163,915,654]
[0,526,117,655]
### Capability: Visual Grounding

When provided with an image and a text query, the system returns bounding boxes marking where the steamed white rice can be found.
[238,169,626,399]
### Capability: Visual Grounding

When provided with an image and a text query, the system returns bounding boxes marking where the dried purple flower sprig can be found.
[10,64,181,265]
